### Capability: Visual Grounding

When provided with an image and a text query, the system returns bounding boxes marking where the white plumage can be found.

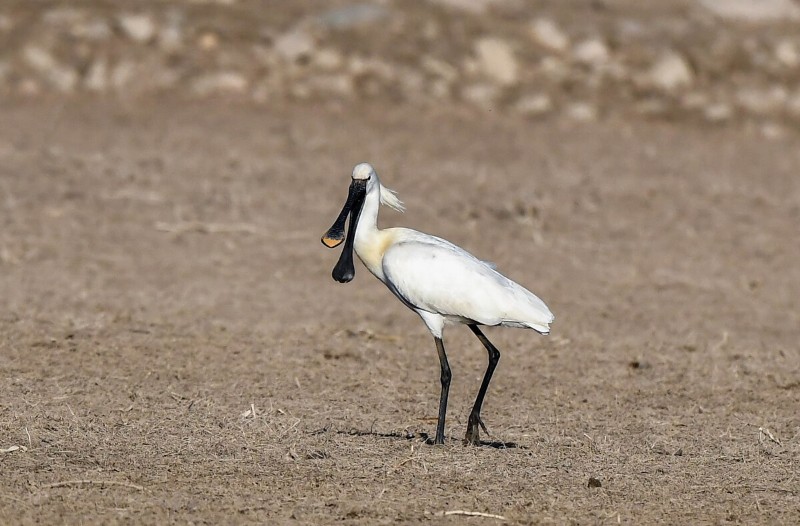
[322,162,554,445]
[382,231,554,336]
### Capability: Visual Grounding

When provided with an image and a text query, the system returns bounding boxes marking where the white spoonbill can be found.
[321,163,554,445]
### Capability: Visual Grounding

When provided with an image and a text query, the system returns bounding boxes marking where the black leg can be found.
[434,336,451,445]
[465,324,501,445]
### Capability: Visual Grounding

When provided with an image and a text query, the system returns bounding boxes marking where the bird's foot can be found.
[463,413,490,446]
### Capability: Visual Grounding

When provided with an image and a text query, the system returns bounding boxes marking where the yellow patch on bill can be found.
[321,236,343,248]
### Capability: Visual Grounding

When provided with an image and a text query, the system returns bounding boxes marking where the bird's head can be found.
[321,163,404,283]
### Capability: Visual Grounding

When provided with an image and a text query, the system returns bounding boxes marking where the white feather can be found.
[381,231,553,337]
[379,184,405,213]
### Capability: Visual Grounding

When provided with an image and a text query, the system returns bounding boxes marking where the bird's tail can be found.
[523,321,551,335]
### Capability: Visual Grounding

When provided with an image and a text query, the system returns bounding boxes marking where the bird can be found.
[321,162,554,446]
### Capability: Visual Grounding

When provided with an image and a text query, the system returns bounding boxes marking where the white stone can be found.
[313,48,344,71]
[775,40,800,68]
[23,46,58,72]
[644,51,694,92]
[309,74,354,97]
[565,102,598,121]
[572,38,610,66]
[118,13,157,43]
[474,37,519,86]
[191,71,248,96]
[110,60,136,90]
[461,83,501,109]
[85,58,108,91]
[427,0,514,15]
[698,0,800,22]
[198,32,219,51]
[48,67,78,93]
[529,18,569,53]
[274,29,315,63]
[106,57,177,94]
[515,93,553,116]
[704,103,734,122]
[23,46,77,92]
[348,56,395,81]
[736,85,788,115]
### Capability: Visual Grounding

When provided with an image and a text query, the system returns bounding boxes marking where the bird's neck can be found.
[354,189,388,280]
[355,188,381,241]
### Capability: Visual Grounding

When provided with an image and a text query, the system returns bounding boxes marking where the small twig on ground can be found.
[711,331,729,352]
[758,427,782,447]
[44,480,145,491]
[393,456,415,469]
[438,510,507,521]
[276,419,301,439]
[1,445,28,453]
[241,403,257,418]
[392,444,418,470]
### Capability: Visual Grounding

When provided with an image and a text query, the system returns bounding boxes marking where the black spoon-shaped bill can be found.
[321,179,367,283]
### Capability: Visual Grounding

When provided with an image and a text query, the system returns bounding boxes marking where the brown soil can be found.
[1,98,798,524]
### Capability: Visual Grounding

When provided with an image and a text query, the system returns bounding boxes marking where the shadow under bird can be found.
[322,163,554,445]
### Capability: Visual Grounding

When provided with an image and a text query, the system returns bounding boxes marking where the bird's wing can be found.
[382,237,553,329]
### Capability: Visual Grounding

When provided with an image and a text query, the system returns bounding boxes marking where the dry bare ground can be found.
[0,98,798,524]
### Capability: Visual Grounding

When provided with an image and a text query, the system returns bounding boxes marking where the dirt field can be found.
[0,97,798,524]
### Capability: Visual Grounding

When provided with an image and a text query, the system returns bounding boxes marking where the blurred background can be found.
[1,0,800,130]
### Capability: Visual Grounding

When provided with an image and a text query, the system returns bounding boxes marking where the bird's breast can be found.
[354,230,396,282]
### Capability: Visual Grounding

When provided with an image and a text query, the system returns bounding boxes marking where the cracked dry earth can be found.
[0,99,799,524]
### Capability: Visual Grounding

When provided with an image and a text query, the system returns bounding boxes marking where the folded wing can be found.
[382,236,554,334]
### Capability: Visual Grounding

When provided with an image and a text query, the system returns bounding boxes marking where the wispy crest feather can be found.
[379,184,405,212]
